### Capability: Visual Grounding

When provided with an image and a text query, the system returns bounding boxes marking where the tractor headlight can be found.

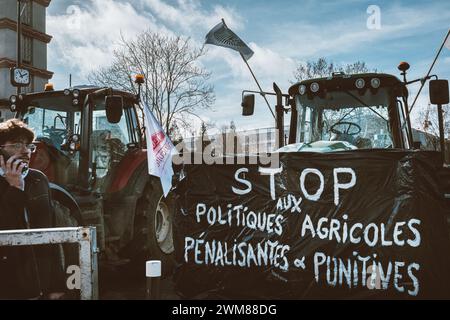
[371,78,381,89]
[310,82,320,93]
[64,89,71,96]
[355,78,366,89]
[70,142,77,151]
[72,134,80,142]
[10,104,17,112]
[9,95,17,104]
[72,99,79,106]
[73,89,80,98]
[299,85,307,95]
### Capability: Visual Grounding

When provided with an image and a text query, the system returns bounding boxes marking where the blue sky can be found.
[46,0,450,135]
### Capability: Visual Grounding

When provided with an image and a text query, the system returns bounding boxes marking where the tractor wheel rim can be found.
[155,200,173,254]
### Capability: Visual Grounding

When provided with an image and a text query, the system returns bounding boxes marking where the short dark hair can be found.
[0,119,35,145]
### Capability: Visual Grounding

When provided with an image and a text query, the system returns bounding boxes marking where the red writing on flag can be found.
[155,141,172,168]
[151,131,172,168]
[151,131,166,151]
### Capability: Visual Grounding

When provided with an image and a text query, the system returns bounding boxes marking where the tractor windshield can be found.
[20,95,81,186]
[292,87,395,152]
[21,96,79,148]
[297,102,392,149]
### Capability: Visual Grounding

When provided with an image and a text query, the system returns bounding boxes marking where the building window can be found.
[22,2,33,27]
[22,36,33,65]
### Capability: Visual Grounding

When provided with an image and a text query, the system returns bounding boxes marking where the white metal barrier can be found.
[0,227,98,300]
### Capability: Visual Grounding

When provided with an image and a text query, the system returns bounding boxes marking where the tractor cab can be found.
[280,73,411,152]
[10,86,142,193]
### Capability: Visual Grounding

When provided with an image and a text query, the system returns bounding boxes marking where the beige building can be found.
[0,0,52,121]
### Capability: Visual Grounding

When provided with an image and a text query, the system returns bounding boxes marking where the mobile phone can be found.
[0,149,29,174]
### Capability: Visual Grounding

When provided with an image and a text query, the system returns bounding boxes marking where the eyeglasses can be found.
[0,143,36,153]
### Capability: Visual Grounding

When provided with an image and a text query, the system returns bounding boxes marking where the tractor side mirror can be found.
[429,79,449,164]
[241,94,255,116]
[105,95,123,123]
[429,79,449,105]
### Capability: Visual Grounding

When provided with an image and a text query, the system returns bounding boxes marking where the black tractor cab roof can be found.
[24,86,138,101]
[289,73,406,110]
[17,86,139,113]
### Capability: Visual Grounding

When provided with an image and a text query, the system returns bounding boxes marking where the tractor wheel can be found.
[132,182,176,277]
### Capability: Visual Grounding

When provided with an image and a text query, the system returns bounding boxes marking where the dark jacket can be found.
[0,169,65,299]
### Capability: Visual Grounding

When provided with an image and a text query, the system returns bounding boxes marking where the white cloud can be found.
[47,0,171,80]
[47,0,247,82]
[46,0,293,130]
[264,3,450,60]
[203,42,297,93]
[142,0,244,32]
[46,0,258,130]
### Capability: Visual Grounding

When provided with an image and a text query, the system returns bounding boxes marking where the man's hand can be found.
[0,154,26,191]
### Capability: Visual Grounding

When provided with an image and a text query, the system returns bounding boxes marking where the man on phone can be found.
[0,119,65,300]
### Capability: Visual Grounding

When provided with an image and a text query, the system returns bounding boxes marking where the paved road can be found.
[98,263,180,300]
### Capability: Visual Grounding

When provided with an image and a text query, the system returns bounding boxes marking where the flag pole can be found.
[239,52,276,119]
[407,28,450,116]
[220,19,275,119]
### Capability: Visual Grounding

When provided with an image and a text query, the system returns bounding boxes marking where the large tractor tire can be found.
[131,182,176,277]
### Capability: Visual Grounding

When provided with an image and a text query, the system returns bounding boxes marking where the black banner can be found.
[173,150,450,299]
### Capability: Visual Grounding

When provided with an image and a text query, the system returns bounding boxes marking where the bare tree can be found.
[88,30,215,136]
[214,120,244,155]
[229,120,236,133]
[168,120,183,145]
[417,103,449,140]
[293,57,373,82]
[193,120,217,154]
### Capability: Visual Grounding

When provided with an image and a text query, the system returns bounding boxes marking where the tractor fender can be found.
[49,182,83,225]
[107,149,147,194]
[107,149,178,198]
[130,162,159,197]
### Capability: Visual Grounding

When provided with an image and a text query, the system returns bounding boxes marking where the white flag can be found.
[143,104,176,197]
[205,19,254,60]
